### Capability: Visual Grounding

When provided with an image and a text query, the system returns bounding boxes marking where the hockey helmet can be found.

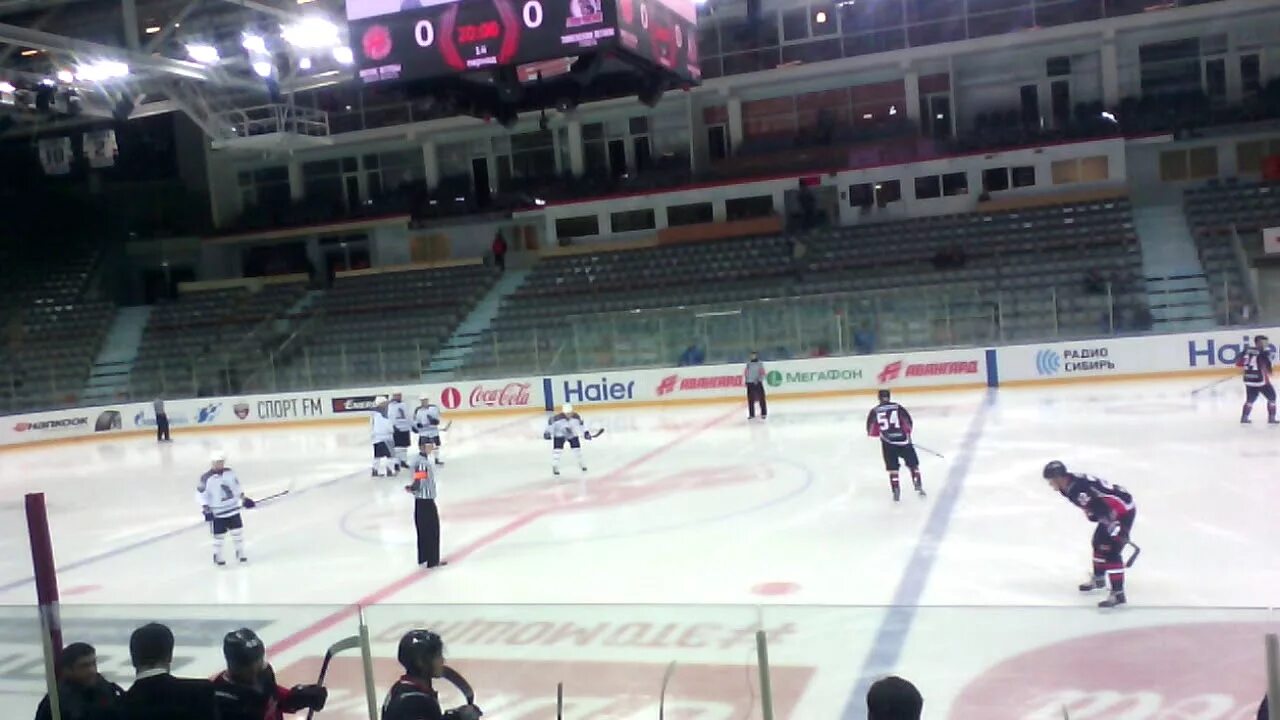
[1042,460,1068,480]
[418,394,430,401]
[223,628,265,669]
[877,389,891,403]
[375,395,388,405]
[397,630,444,673]
[562,403,574,414]
[210,450,227,464]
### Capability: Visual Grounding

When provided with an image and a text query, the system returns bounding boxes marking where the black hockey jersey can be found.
[211,667,325,720]
[1059,473,1135,523]
[1238,346,1273,387]
[866,402,914,446]
[381,676,476,720]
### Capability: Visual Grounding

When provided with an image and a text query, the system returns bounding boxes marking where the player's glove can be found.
[242,497,256,509]
[1105,521,1122,538]
[445,705,483,720]
[542,430,551,440]
[281,684,328,712]
[202,508,213,523]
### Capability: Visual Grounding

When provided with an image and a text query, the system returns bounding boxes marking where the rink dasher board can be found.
[1,327,1273,449]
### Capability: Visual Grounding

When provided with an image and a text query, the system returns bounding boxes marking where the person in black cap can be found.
[121,623,218,720]
[382,630,481,720]
[212,628,327,720]
[866,675,922,720]
[34,642,125,720]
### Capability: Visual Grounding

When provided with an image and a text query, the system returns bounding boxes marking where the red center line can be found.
[268,405,740,657]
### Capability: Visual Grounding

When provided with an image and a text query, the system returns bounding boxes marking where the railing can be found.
[3,603,1277,719]
[460,283,1146,379]
[217,103,330,140]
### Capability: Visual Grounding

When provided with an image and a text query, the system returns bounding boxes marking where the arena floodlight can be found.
[252,59,273,78]
[242,33,267,53]
[186,43,220,64]
[0,81,15,93]
[332,46,354,65]
[56,69,74,83]
[75,60,130,82]
[282,17,341,49]
[298,56,312,70]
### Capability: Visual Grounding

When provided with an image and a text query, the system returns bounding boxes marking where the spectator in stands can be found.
[1084,268,1107,295]
[853,327,876,355]
[1258,695,1268,720]
[122,623,218,720]
[866,675,923,720]
[789,236,808,281]
[153,397,170,443]
[492,231,508,272]
[34,642,125,720]
[678,344,705,366]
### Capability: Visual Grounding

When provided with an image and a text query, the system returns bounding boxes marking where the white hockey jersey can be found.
[547,412,585,439]
[387,399,412,432]
[413,404,442,437]
[370,410,395,444]
[197,468,245,519]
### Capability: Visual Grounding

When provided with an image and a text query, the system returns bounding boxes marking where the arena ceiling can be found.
[0,0,357,138]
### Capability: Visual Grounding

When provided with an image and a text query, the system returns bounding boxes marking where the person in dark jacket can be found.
[866,675,922,720]
[34,643,125,720]
[121,623,219,720]
[491,232,508,271]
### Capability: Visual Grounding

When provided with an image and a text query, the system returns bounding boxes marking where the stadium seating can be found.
[268,263,500,390]
[1183,180,1279,321]
[0,240,110,412]
[130,280,310,399]
[463,197,1144,375]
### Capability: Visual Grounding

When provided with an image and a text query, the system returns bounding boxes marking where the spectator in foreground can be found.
[34,642,125,720]
[866,675,923,720]
[1259,694,1268,720]
[122,623,218,720]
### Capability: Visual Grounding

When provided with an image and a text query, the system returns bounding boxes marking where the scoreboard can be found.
[347,0,699,85]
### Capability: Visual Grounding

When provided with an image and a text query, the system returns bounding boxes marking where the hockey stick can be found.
[1191,374,1236,395]
[913,443,945,459]
[1124,540,1142,568]
[305,635,361,720]
[658,660,677,720]
[442,665,475,705]
[249,490,290,507]
[586,426,606,440]
[442,420,453,432]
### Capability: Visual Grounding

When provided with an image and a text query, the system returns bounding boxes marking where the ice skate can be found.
[892,486,901,502]
[237,552,248,564]
[1098,591,1126,608]
[213,555,226,567]
[913,481,926,498]
[553,466,561,476]
[1078,576,1105,592]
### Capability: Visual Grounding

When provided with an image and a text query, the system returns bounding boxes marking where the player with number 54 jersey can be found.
[866,389,925,502]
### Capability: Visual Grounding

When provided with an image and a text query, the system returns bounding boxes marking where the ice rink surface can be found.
[1,377,1277,718]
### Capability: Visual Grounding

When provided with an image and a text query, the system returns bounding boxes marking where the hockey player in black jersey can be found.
[382,630,481,720]
[866,389,925,501]
[1236,334,1276,424]
[212,628,327,720]
[1043,461,1136,608]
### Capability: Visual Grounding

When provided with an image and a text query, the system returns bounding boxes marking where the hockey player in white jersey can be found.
[544,403,592,475]
[371,396,397,477]
[197,451,256,566]
[413,394,445,466]
[387,391,413,471]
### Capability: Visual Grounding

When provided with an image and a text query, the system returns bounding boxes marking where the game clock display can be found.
[614,0,699,82]
[350,0,616,82]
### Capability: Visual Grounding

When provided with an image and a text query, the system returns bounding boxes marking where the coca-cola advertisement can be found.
[441,382,532,410]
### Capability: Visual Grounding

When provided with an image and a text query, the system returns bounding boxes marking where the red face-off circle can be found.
[362,24,393,61]
[951,622,1270,719]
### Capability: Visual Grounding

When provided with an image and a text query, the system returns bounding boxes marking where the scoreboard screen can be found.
[613,0,699,82]
[348,0,617,83]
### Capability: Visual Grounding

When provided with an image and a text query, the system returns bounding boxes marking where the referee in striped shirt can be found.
[405,455,445,568]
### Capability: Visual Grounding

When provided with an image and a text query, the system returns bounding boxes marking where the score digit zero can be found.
[415,1,543,48]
